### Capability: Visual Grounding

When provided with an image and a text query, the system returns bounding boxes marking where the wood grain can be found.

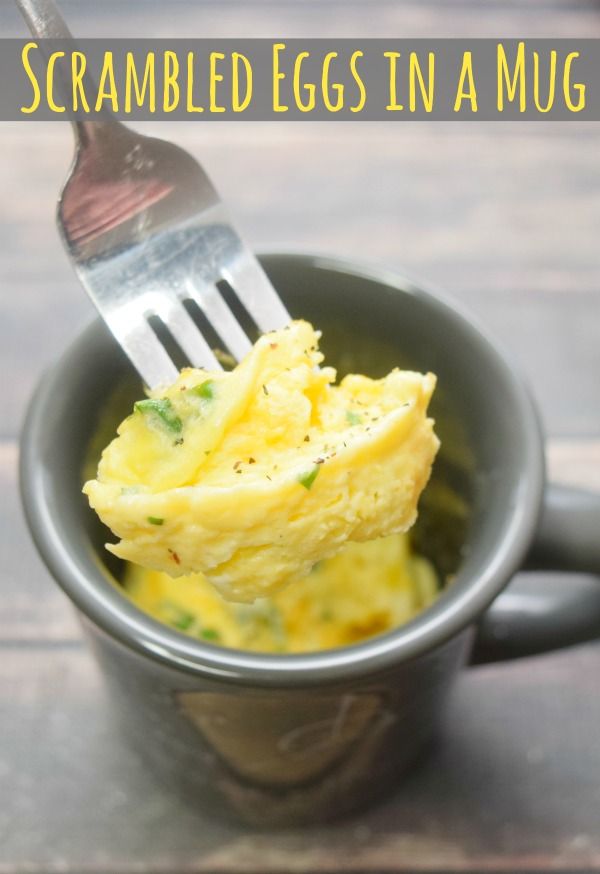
[1,0,600,870]
[1,641,600,871]
[1,432,600,871]
[3,0,600,39]
[4,436,600,643]
[2,122,600,438]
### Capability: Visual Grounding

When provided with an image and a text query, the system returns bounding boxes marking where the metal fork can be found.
[15,0,291,388]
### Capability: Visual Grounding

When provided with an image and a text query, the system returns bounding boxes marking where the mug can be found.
[20,252,600,826]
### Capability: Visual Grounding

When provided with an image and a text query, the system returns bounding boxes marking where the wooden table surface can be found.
[2,1,600,871]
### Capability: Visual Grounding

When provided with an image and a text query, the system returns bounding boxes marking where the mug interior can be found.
[20,252,545,683]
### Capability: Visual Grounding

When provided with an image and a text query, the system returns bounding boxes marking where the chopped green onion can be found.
[200,628,221,641]
[134,398,183,434]
[346,410,362,426]
[163,604,195,631]
[188,379,215,400]
[147,516,164,526]
[298,465,320,490]
[174,614,194,631]
[214,349,236,369]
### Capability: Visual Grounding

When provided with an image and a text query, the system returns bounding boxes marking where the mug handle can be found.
[471,484,600,664]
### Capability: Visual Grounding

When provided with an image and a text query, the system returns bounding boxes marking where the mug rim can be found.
[19,250,545,687]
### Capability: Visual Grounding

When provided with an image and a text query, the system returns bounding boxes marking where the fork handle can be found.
[14,0,123,147]
[14,0,72,38]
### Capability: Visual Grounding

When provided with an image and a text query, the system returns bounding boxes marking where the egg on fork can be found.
[84,320,439,602]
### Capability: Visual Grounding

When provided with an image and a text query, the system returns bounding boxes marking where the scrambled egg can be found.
[124,533,439,653]
[84,320,439,602]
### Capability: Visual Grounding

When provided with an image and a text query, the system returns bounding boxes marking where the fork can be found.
[15,0,291,388]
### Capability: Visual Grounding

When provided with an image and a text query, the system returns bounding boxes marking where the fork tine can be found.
[157,297,222,372]
[186,281,253,362]
[221,250,291,333]
[106,312,179,390]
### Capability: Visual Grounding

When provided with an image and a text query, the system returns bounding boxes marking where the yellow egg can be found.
[123,533,440,653]
[84,321,439,602]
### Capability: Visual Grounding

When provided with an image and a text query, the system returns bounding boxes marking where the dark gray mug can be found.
[20,252,600,826]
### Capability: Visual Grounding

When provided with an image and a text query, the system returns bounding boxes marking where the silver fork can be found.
[15,0,291,388]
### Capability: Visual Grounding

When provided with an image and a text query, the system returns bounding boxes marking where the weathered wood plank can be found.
[3,0,600,38]
[3,281,599,440]
[3,436,600,641]
[4,124,600,298]
[547,441,600,492]
[2,121,600,437]
[0,642,599,871]
[1,2,599,868]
